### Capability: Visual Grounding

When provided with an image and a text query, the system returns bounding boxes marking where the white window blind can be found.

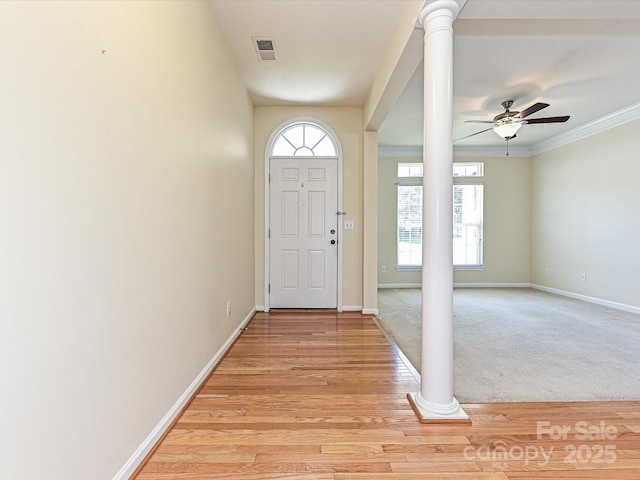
[397,184,423,267]
[453,184,484,266]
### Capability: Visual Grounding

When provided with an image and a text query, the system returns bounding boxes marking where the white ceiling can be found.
[209,0,640,149]
[208,0,404,106]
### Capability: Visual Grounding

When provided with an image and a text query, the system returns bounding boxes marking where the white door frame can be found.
[264,118,343,312]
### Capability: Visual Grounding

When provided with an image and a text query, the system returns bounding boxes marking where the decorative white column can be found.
[408,0,468,422]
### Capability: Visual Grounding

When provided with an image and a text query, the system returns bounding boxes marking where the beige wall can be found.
[531,120,640,309]
[254,107,364,309]
[378,156,422,285]
[364,0,423,130]
[0,2,254,478]
[378,155,531,286]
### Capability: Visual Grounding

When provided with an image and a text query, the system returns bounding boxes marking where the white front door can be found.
[269,158,338,308]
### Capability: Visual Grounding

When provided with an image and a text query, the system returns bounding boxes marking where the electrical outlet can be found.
[381,266,387,273]
[580,273,587,282]
[544,267,550,276]
[226,300,232,316]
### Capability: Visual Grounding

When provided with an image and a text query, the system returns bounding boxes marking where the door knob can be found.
[330,239,336,245]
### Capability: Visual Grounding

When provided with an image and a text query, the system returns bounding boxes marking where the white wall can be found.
[531,120,640,309]
[0,2,254,478]
[378,155,531,286]
[254,107,364,310]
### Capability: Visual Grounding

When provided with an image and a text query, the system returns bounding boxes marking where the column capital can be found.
[415,0,466,28]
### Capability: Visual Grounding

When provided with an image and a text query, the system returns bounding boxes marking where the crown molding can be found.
[378,145,423,158]
[530,101,640,155]
[378,144,531,158]
[453,144,531,158]
[379,102,640,159]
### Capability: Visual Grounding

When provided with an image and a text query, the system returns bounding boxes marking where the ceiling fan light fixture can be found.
[459,101,569,143]
[493,121,522,139]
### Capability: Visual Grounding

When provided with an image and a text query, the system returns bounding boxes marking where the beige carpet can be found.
[377,287,640,403]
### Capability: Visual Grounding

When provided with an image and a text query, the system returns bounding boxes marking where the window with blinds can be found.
[396,163,484,268]
[397,184,423,267]
[453,184,484,266]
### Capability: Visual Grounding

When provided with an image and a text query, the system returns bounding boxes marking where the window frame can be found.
[394,162,485,271]
[396,181,423,271]
[452,181,485,271]
[270,121,337,157]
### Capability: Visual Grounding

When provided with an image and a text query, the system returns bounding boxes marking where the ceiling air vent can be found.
[253,37,277,61]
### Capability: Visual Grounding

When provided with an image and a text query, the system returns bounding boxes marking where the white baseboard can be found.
[257,304,378,315]
[379,282,639,315]
[342,305,363,312]
[530,284,640,315]
[378,283,530,289]
[258,305,380,315]
[113,308,256,480]
[378,283,421,289]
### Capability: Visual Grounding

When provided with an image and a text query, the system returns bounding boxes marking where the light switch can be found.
[344,220,354,230]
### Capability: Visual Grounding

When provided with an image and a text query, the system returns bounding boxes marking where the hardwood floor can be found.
[134,311,640,479]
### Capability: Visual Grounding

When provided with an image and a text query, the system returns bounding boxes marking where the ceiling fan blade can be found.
[524,116,570,124]
[454,128,493,141]
[519,102,549,119]
[465,120,495,124]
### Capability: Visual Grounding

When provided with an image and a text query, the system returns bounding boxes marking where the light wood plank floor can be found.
[134,311,640,479]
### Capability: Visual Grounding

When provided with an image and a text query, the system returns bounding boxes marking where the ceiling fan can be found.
[457,100,570,142]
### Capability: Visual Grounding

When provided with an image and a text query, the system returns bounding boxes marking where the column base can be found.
[407,392,471,424]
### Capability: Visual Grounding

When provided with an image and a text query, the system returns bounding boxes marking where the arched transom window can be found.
[271,122,337,157]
